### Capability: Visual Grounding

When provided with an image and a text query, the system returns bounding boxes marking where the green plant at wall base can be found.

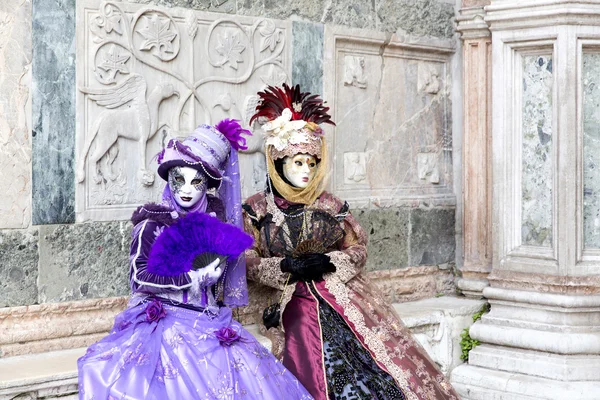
[459,303,490,362]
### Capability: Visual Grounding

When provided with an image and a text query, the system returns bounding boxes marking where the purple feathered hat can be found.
[157,120,250,189]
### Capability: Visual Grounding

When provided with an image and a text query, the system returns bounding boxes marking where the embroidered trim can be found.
[324,276,419,400]
[305,283,331,400]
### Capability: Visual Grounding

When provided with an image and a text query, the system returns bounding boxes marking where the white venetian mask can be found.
[282,153,318,188]
[168,166,207,208]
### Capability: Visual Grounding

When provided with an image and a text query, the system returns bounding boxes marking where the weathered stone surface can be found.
[354,208,410,271]
[369,266,455,303]
[324,0,378,30]
[292,22,324,96]
[125,0,236,13]
[324,25,455,208]
[236,0,326,22]
[0,0,32,229]
[376,0,455,38]
[0,229,39,307]
[38,222,131,303]
[521,54,553,247]
[582,52,600,249]
[0,297,127,357]
[32,0,76,224]
[409,207,455,265]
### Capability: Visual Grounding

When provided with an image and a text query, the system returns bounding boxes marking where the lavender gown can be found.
[77,205,313,400]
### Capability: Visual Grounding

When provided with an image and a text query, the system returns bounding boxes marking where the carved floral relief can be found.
[77,1,290,221]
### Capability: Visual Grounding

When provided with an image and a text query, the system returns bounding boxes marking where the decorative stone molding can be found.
[323,25,456,209]
[456,6,492,298]
[76,0,291,222]
[0,297,127,358]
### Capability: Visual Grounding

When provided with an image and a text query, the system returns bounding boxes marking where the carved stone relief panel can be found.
[344,55,367,89]
[76,0,291,222]
[344,151,367,184]
[324,26,455,207]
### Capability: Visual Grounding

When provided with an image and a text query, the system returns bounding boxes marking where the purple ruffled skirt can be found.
[78,298,313,400]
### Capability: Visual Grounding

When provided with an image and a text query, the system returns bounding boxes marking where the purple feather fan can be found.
[147,212,253,277]
[215,119,251,151]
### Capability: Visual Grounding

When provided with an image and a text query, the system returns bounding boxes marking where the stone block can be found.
[125,0,236,13]
[0,0,32,229]
[394,296,487,375]
[369,266,455,303]
[236,0,326,22]
[292,21,324,96]
[0,297,127,358]
[32,0,76,225]
[0,229,39,307]
[409,207,455,265]
[354,208,409,271]
[38,222,131,303]
[324,0,378,30]
[376,0,455,38]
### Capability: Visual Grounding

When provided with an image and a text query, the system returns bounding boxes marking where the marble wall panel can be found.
[0,0,32,229]
[76,0,292,221]
[582,52,600,249]
[410,207,455,265]
[521,54,553,247]
[0,229,39,307]
[354,208,410,271]
[324,26,455,208]
[292,21,323,96]
[376,0,455,39]
[37,222,131,303]
[32,0,76,225]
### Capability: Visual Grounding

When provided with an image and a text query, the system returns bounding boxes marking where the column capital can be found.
[457,7,491,40]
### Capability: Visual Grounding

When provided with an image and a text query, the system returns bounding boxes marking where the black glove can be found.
[280,253,336,282]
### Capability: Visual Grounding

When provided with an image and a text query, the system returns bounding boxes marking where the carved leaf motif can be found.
[260,65,287,87]
[137,14,177,58]
[215,32,246,70]
[258,20,280,53]
[103,7,123,35]
[98,45,131,82]
[90,5,123,44]
[186,12,198,39]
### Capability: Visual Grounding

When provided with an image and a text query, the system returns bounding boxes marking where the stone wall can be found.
[0,0,460,355]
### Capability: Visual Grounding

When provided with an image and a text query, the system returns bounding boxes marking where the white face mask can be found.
[168,166,207,208]
[282,154,318,188]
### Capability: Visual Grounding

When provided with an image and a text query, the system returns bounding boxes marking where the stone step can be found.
[0,297,485,399]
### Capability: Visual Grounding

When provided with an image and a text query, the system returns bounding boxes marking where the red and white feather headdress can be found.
[250,84,335,160]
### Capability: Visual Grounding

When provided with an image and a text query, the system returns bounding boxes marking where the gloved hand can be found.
[189,258,222,296]
[280,253,336,282]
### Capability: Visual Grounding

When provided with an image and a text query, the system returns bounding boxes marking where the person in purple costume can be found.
[77,120,313,400]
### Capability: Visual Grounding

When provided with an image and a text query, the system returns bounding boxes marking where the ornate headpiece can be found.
[250,84,335,160]
[157,120,250,189]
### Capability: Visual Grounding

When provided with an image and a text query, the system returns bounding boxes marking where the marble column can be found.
[456,3,492,298]
[451,1,600,398]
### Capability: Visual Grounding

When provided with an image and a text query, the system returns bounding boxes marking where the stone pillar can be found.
[451,1,600,398]
[456,4,492,298]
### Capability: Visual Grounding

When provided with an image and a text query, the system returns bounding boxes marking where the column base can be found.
[456,277,488,298]
[451,364,600,400]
